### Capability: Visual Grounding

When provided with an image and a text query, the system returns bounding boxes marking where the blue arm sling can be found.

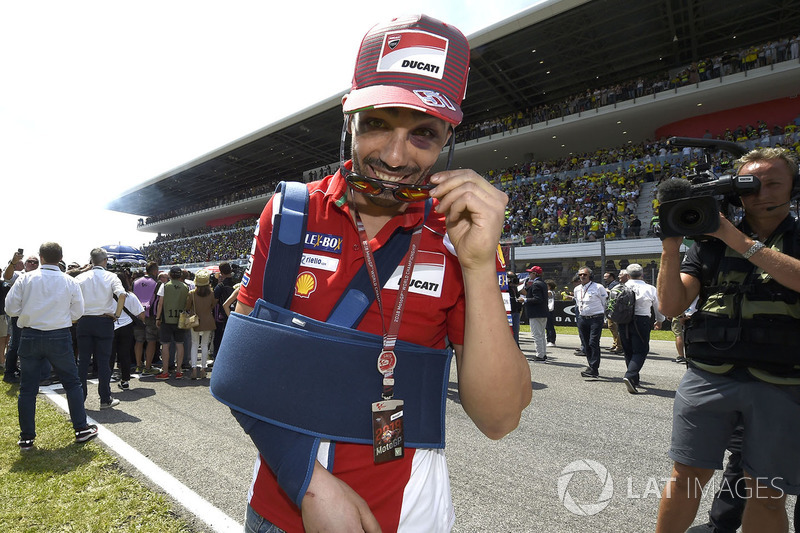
[211,181,452,508]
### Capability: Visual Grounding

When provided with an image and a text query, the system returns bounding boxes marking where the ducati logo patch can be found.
[377,30,448,80]
[384,251,445,297]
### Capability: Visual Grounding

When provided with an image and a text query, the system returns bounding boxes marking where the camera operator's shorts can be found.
[159,322,186,344]
[133,316,159,343]
[670,366,800,495]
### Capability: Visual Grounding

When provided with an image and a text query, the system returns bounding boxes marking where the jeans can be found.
[546,311,556,343]
[4,316,21,379]
[112,323,134,381]
[18,327,88,439]
[510,311,520,345]
[619,315,652,386]
[78,316,115,403]
[576,314,603,372]
[245,504,286,533]
[529,317,547,358]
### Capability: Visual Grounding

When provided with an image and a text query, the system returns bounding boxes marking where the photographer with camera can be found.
[655,147,800,533]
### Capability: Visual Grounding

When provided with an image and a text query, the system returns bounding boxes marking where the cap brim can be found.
[343,85,462,126]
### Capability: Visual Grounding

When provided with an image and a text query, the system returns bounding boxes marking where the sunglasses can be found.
[346,173,434,203]
[26,259,39,264]
[578,273,589,277]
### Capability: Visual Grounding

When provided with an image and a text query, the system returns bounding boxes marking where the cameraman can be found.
[655,147,800,532]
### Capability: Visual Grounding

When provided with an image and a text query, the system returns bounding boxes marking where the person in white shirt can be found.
[574,266,607,378]
[4,242,98,450]
[112,271,145,391]
[75,248,126,409]
[619,263,665,394]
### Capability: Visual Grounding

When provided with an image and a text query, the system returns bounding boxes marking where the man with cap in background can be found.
[603,270,623,354]
[224,14,531,533]
[133,261,159,374]
[75,247,126,409]
[520,265,549,361]
[154,265,189,379]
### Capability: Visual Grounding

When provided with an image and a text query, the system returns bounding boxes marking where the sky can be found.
[0,0,545,265]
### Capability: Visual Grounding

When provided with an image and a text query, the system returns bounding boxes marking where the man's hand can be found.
[10,251,23,265]
[429,170,507,271]
[707,213,740,246]
[301,462,381,533]
[660,235,683,254]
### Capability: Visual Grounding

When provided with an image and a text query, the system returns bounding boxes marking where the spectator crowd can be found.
[134,33,800,232]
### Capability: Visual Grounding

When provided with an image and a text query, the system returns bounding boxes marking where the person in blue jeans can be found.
[3,251,42,383]
[75,248,126,409]
[5,242,98,449]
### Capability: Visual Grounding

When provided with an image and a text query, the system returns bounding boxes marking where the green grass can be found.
[521,324,677,342]
[0,381,192,533]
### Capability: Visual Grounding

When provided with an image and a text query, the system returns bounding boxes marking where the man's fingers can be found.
[358,501,383,533]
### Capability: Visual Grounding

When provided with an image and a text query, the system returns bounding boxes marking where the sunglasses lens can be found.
[395,187,431,202]
[347,176,383,195]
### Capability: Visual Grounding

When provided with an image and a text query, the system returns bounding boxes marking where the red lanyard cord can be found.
[350,203,425,400]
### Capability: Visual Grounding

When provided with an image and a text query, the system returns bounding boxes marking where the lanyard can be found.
[351,203,425,400]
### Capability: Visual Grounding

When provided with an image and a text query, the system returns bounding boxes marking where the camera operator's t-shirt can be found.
[681,215,800,384]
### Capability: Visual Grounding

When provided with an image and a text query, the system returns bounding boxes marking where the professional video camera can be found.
[657,137,757,239]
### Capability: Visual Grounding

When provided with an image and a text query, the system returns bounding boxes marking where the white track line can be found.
[42,386,243,532]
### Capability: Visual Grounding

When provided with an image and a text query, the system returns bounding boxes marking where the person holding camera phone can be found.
[655,147,800,532]
[3,249,41,383]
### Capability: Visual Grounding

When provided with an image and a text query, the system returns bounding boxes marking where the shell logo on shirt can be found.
[295,271,317,298]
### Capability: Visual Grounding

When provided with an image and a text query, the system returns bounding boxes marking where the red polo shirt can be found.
[239,167,504,532]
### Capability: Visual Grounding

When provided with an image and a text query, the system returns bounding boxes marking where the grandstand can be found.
[107,0,800,286]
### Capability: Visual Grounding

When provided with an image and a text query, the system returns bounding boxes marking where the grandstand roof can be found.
[108,0,800,233]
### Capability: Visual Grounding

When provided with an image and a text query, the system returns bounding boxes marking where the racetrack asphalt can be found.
[41,334,797,532]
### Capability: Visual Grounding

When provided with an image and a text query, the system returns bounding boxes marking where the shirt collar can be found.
[41,264,60,272]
